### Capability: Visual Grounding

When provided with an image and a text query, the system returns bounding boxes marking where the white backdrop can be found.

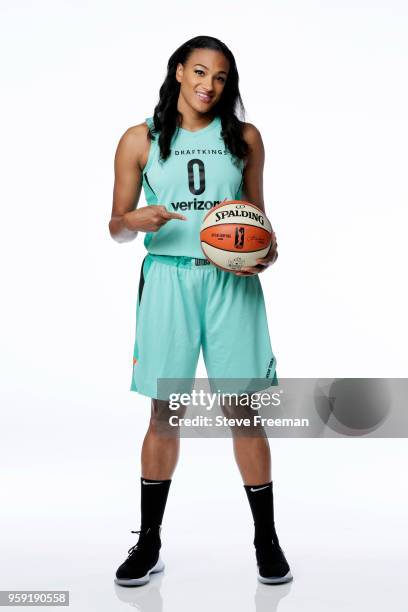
[1,1,407,611]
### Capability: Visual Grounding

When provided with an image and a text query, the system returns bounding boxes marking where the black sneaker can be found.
[255,536,293,584]
[115,526,165,586]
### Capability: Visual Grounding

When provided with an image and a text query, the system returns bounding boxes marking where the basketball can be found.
[200,200,272,271]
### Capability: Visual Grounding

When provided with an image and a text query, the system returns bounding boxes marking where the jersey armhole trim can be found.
[141,118,157,174]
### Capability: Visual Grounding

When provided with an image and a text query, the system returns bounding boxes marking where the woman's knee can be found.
[148,398,185,436]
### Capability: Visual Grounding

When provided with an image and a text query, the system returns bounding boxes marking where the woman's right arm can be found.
[108,125,145,243]
[109,125,186,243]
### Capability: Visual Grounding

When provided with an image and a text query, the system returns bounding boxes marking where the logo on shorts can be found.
[133,357,138,365]
[266,357,274,378]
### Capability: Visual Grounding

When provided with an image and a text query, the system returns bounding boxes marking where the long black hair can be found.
[148,35,249,165]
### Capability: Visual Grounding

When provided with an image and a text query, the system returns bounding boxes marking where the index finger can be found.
[163,211,187,220]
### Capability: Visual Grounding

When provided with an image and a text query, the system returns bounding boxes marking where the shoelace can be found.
[127,530,144,557]
[127,528,157,557]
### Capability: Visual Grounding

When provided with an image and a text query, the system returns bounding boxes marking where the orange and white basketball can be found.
[200,200,272,271]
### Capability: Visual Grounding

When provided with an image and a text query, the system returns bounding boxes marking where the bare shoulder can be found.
[241,121,263,146]
[240,122,264,170]
[125,120,151,137]
[115,121,151,171]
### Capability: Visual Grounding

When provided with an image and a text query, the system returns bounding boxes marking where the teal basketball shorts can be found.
[130,253,278,400]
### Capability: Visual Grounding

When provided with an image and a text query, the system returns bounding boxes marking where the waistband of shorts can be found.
[146,253,212,269]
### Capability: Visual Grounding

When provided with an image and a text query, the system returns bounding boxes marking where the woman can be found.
[109,35,293,586]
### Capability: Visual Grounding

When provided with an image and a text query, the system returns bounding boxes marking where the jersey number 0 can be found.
[187,159,205,195]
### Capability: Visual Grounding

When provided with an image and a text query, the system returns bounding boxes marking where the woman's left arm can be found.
[235,123,278,276]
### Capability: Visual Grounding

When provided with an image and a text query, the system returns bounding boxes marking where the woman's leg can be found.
[115,398,185,586]
[232,434,271,485]
[220,393,271,484]
[141,398,182,479]
[220,394,292,583]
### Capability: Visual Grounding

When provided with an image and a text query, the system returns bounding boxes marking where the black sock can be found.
[244,481,280,547]
[140,477,171,530]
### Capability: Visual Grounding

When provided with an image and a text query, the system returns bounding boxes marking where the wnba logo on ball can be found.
[234,226,245,248]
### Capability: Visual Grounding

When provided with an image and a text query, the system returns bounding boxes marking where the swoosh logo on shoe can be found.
[250,485,269,492]
[142,480,163,485]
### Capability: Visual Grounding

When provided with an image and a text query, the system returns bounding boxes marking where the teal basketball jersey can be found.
[141,115,245,258]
